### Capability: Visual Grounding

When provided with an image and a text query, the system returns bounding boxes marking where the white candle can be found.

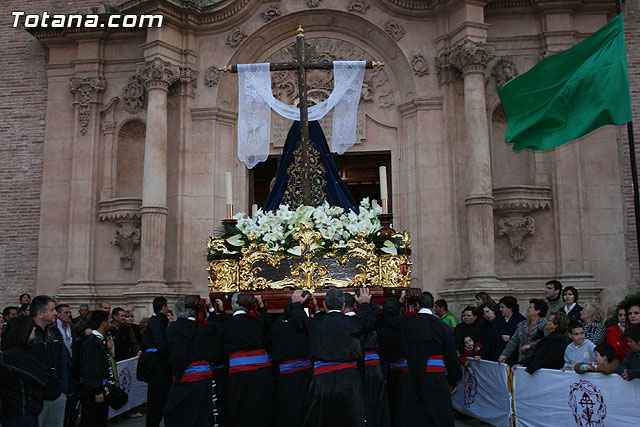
[252,204,258,217]
[379,166,388,200]
[225,172,233,205]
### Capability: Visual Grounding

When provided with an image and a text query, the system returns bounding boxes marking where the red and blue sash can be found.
[425,355,445,373]
[228,349,271,373]
[173,361,212,383]
[364,350,381,367]
[313,361,357,375]
[390,358,408,372]
[278,358,312,374]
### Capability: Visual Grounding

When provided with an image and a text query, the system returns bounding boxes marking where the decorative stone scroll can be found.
[98,198,142,270]
[204,66,222,87]
[384,21,405,41]
[306,0,322,7]
[137,58,180,90]
[449,39,495,74]
[410,54,429,77]
[492,56,518,88]
[493,186,552,262]
[498,217,534,262]
[226,28,247,48]
[261,5,281,22]
[121,75,146,113]
[348,0,369,13]
[69,76,106,135]
[112,227,141,270]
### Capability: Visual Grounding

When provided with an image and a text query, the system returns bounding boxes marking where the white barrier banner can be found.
[513,367,640,427]
[452,359,512,427]
[108,356,148,418]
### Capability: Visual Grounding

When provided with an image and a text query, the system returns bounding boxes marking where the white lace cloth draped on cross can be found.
[237,61,366,169]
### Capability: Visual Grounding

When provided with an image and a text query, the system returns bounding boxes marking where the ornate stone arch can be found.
[216,9,417,110]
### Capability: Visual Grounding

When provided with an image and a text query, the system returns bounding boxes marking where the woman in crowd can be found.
[562,286,583,321]
[477,296,527,364]
[518,311,570,374]
[626,298,640,327]
[478,303,498,345]
[580,302,606,345]
[453,306,484,351]
[0,316,50,427]
[606,303,630,361]
[475,292,497,309]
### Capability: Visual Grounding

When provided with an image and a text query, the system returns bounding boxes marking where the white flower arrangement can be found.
[207,198,400,259]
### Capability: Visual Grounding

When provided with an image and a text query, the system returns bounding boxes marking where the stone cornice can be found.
[98,198,142,224]
[190,106,238,123]
[398,97,444,118]
[493,185,552,212]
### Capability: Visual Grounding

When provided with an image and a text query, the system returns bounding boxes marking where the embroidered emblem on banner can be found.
[119,367,133,393]
[463,367,478,408]
[568,380,606,427]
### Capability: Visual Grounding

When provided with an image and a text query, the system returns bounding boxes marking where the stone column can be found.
[450,40,498,283]
[136,59,179,290]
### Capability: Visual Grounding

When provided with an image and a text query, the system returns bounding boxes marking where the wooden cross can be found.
[221,25,383,206]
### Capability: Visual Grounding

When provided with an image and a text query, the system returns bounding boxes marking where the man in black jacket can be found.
[383,291,462,427]
[31,295,70,427]
[141,297,172,427]
[110,307,140,362]
[77,310,111,427]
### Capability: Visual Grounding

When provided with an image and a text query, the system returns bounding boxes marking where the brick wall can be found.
[0,1,117,310]
[621,1,640,292]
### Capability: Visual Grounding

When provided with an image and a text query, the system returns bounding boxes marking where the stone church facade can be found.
[1,0,639,316]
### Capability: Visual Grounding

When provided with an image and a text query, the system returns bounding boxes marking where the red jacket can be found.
[606,325,630,361]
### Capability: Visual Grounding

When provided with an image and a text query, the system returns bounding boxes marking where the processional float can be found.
[206,26,414,308]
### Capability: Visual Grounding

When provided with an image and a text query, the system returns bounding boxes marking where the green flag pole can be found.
[617,0,640,271]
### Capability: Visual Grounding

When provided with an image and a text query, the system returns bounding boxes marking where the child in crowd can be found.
[617,323,640,381]
[563,320,596,370]
[574,343,619,375]
[459,335,482,366]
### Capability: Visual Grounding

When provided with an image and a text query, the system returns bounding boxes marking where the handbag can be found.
[104,349,129,410]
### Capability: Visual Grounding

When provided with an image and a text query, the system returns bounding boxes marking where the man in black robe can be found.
[378,298,416,427]
[271,298,314,427]
[290,288,379,427]
[164,297,220,427]
[384,291,462,427]
[140,297,171,427]
[343,293,390,427]
[217,293,274,427]
[76,310,111,427]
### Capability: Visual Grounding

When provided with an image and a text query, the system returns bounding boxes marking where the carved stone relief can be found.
[492,56,518,88]
[435,52,461,84]
[137,58,180,90]
[498,217,534,262]
[449,39,495,74]
[112,227,141,270]
[410,54,429,77]
[384,21,405,41]
[348,0,369,13]
[98,198,142,269]
[170,66,199,97]
[69,76,106,135]
[204,66,222,87]
[121,75,146,114]
[226,28,247,48]
[306,0,322,7]
[261,5,281,22]
[102,121,116,135]
[266,38,395,109]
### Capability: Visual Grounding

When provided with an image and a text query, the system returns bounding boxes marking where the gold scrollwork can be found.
[379,254,412,288]
[207,259,238,293]
[237,242,282,290]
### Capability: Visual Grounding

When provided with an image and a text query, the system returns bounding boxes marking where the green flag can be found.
[499,13,632,151]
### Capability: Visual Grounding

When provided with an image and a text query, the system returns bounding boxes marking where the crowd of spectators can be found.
[0,294,155,427]
[429,281,640,383]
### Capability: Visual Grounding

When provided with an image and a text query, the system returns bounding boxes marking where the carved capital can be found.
[410,54,429,77]
[450,40,495,75]
[137,58,180,90]
[261,5,281,22]
[384,21,405,41]
[98,197,142,228]
[348,0,369,13]
[171,66,199,97]
[102,121,116,135]
[112,227,141,270]
[226,28,247,48]
[122,75,146,113]
[498,217,534,262]
[69,76,106,135]
[492,56,519,88]
[435,52,461,85]
[204,66,222,87]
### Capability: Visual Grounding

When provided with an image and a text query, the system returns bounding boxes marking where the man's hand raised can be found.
[291,290,307,304]
[355,287,372,304]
